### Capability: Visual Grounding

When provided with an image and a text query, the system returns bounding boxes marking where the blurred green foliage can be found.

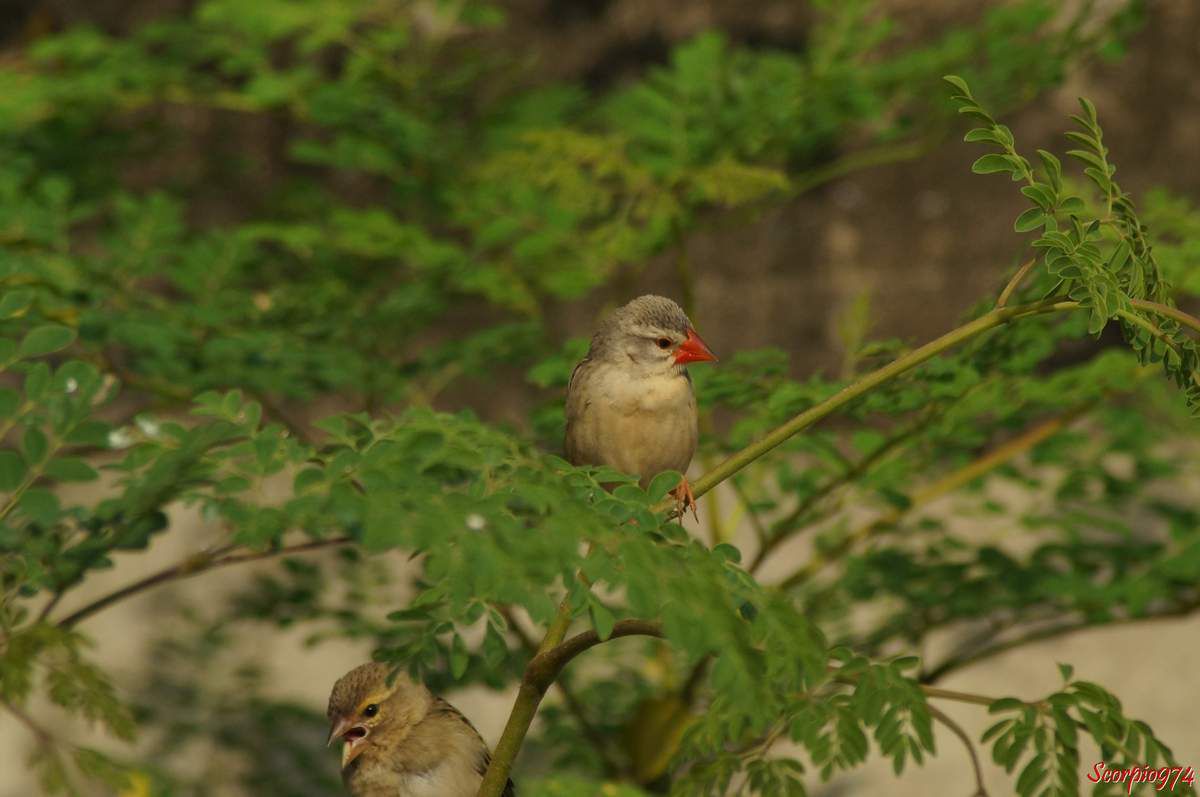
[2,1,1198,796]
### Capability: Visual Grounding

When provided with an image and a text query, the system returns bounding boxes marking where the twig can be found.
[35,591,63,623]
[3,699,54,745]
[780,403,1091,590]
[1130,298,1200,337]
[249,389,313,444]
[728,477,769,553]
[54,537,351,628]
[1115,311,1200,390]
[478,620,663,797]
[928,703,989,796]
[747,419,923,574]
[655,299,1081,514]
[923,597,1200,684]
[790,139,932,195]
[996,258,1037,308]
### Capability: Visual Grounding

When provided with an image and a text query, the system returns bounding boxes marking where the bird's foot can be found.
[670,478,699,523]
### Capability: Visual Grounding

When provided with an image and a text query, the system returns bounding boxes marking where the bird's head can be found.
[326,662,430,769]
[592,295,717,376]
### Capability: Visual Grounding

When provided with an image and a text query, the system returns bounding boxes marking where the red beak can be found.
[674,327,718,365]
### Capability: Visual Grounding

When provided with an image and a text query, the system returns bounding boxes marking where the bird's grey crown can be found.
[588,295,691,354]
[327,661,396,717]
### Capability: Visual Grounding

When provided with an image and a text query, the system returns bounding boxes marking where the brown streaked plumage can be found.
[564,295,717,513]
[326,662,514,797]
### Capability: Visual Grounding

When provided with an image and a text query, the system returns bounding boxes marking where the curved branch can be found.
[478,620,663,797]
[54,537,351,628]
[748,417,926,574]
[499,606,621,776]
[779,402,1092,590]
[928,703,989,797]
[530,620,664,687]
[923,597,1200,683]
[1130,298,1200,337]
[996,258,1036,308]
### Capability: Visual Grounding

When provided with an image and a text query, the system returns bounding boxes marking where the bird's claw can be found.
[670,478,699,523]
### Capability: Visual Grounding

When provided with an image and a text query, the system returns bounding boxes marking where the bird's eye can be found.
[362,703,379,718]
[656,337,671,349]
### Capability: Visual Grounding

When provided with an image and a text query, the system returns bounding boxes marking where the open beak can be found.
[674,327,718,365]
[328,716,369,768]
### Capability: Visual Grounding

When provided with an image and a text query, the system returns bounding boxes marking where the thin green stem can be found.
[927,703,989,797]
[655,299,1080,514]
[780,402,1092,590]
[923,596,1200,684]
[748,418,923,574]
[1129,298,1200,337]
[996,258,1037,308]
[0,432,61,523]
[791,139,932,195]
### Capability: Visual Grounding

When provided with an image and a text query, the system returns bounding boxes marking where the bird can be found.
[326,662,515,797]
[564,295,718,517]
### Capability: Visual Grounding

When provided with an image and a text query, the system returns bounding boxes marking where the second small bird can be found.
[565,295,718,515]
[327,662,515,796]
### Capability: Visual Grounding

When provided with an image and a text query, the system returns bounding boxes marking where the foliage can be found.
[2,1,1198,796]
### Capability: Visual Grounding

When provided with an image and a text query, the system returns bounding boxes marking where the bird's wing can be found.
[565,356,592,404]
[429,697,516,795]
[470,742,517,797]
[563,358,595,465]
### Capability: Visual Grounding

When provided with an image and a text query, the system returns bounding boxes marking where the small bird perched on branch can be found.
[565,295,718,516]
[327,662,515,797]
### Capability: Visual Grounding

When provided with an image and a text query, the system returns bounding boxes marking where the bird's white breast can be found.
[399,765,481,797]
[567,363,698,485]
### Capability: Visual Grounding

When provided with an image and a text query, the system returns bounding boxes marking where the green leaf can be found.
[988,697,1026,714]
[0,450,25,490]
[942,75,972,97]
[0,289,34,319]
[18,488,59,524]
[1016,752,1047,796]
[589,597,616,641]
[449,633,469,679]
[971,154,1017,176]
[1014,208,1046,232]
[1037,149,1063,189]
[646,470,682,502]
[45,458,100,482]
[22,426,48,464]
[0,388,20,418]
[1057,662,1074,683]
[19,325,76,358]
[963,127,1002,144]
[982,718,1013,743]
[712,543,742,564]
[1019,184,1056,212]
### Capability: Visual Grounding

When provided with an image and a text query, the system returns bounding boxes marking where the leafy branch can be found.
[52,536,352,629]
[482,301,1085,795]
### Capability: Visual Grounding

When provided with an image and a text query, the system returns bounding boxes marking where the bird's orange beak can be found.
[674,327,718,365]
[328,716,369,768]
